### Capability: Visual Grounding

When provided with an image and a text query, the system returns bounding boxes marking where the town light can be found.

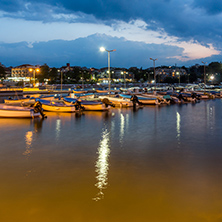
[29,67,40,86]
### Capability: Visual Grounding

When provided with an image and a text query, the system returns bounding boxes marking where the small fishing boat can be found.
[99,95,134,107]
[0,104,40,118]
[140,93,171,105]
[72,89,88,94]
[4,95,36,105]
[63,97,110,111]
[36,99,76,112]
[96,88,108,93]
[70,93,94,99]
[119,94,159,105]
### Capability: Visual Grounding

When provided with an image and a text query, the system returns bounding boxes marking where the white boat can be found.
[119,94,159,105]
[99,95,135,107]
[140,93,170,105]
[69,93,94,99]
[63,97,110,111]
[4,96,36,105]
[0,104,40,118]
[37,99,76,112]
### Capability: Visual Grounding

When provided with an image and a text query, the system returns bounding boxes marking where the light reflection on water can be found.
[93,126,111,201]
[176,111,181,147]
[23,131,33,157]
[0,100,222,222]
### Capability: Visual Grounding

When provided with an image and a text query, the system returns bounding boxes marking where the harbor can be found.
[0,84,222,221]
[1,0,222,220]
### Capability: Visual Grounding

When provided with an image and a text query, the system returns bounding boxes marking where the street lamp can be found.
[58,70,63,91]
[100,47,116,95]
[202,61,207,91]
[210,75,214,83]
[150,58,157,91]
[121,71,127,89]
[29,68,40,87]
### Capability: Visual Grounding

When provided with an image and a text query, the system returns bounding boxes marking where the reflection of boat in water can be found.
[36,99,76,112]
[0,104,40,118]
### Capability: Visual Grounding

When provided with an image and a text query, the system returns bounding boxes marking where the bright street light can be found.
[100,47,106,52]
[100,47,116,95]
[29,68,40,87]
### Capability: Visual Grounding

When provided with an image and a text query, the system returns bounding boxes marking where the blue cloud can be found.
[1,0,222,64]
[1,0,222,45]
[0,34,184,68]
[192,0,222,15]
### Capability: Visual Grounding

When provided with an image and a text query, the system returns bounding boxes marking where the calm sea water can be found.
[0,99,222,222]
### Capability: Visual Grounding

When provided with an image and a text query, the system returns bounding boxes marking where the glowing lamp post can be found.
[100,47,116,95]
[150,58,157,91]
[210,75,214,83]
[29,68,40,87]
[121,71,127,89]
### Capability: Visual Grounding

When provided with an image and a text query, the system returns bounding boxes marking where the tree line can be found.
[0,62,222,84]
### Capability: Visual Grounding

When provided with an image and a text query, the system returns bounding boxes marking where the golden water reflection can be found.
[176,111,181,147]
[23,131,33,157]
[93,127,111,201]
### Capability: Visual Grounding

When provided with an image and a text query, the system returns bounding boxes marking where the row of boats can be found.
[0,85,221,118]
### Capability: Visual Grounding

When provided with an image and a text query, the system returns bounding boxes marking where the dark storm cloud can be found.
[1,0,222,43]
[1,0,222,52]
[192,0,222,15]
[0,34,183,68]
[0,0,23,12]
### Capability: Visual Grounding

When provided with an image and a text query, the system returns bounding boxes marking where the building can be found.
[10,64,40,82]
[98,68,134,83]
[156,67,187,81]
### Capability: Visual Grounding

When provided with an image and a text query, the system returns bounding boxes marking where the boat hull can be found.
[41,103,76,112]
[0,105,40,118]
[99,96,134,107]
[119,94,159,105]
[64,97,109,111]
[4,98,35,105]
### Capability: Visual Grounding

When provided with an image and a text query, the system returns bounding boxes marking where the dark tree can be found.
[49,67,58,83]
[39,64,50,82]
[0,66,6,79]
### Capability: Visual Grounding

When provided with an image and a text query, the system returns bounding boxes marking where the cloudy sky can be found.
[0,0,222,68]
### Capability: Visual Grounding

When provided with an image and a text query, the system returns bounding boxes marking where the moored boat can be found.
[72,89,88,94]
[0,104,40,118]
[119,94,160,105]
[4,95,36,105]
[63,97,110,111]
[36,99,76,112]
[99,95,134,107]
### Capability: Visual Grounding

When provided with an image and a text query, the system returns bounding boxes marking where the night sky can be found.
[0,0,222,68]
